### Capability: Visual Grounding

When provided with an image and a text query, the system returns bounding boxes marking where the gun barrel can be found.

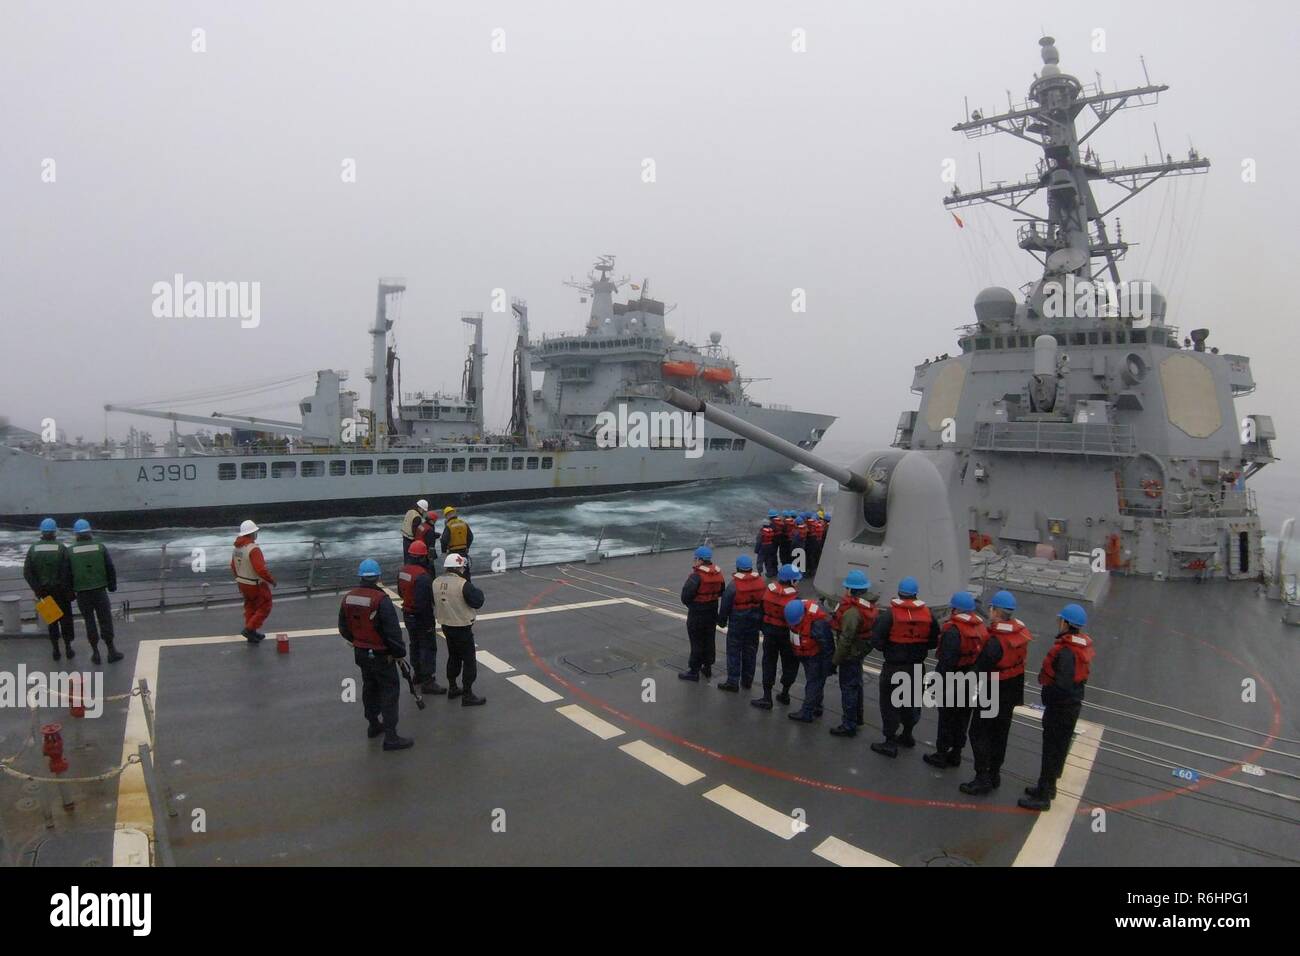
[665,387,869,493]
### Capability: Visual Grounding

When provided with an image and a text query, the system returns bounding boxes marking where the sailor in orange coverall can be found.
[231,519,276,642]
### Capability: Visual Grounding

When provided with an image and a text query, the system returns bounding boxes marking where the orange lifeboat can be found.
[661,361,698,378]
[700,366,734,383]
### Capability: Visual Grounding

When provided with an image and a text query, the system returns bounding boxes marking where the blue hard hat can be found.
[736,554,754,571]
[990,590,1017,611]
[358,558,381,578]
[767,509,779,518]
[784,509,796,517]
[784,600,806,627]
[843,570,870,590]
[1059,603,1087,628]
[73,519,91,534]
[694,546,713,561]
[898,576,919,597]
[777,563,800,583]
[39,517,57,533]
[950,591,976,612]
[795,519,806,527]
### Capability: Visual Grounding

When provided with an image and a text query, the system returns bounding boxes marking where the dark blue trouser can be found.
[404,615,437,681]
[797,656,830,718]
[42,590,75,646]
[686,609,718,673]
[758,546,778,578]
[879,661,922,739]
[759,624,798,693]
[838,655,864,728]
[725,614,761,685]
[76,588,114,646]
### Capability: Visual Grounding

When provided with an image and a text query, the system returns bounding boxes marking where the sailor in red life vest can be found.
[1019,604,1095,811]
[924,591,988,769]
[414,513,439,575]
[828,570,876,737]
[716,554,766,692]
[785,598,835,722]
[679,546,725,682]
[869,576,940,758]
[777,510,796,566]
[339,559,412,751]
[751,563,803,710]
[231,519,276,644]
[803,512,825,575]
[961,589,1031,795]
[754,510,780,579]
[397,540,446,696]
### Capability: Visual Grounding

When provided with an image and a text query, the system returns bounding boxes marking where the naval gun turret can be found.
[664,387,969,605]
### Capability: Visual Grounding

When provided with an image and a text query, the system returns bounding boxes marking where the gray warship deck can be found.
[2,547,1296,867]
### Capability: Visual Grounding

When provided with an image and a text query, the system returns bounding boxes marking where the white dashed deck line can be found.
[556,704,625,740]
[703,785,808,840]
[813,836,898,867]
[619,740,706,786]
[1013,719,1103,867]
[506,674,563,703]
[475,650,516,674]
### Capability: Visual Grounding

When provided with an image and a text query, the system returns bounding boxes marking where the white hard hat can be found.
[239,519,259,536]
[416,499,429,511]
[443,553,467,570]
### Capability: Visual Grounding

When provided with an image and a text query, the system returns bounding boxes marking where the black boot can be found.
[716,681,739,692]
[923,750,952,768]
[898,730,916,748]
[701,666,712,680]
[64,641,75,660]
[871,738,899,758]
[367,720,385,739]
[678,670,700,682]
[788,710,815,723]
[959,774,994,795]
[750,691,773,710]
[421,677,448,695]
[1018,792,1051,811]
[775,689,791,706]
[383,734,414,751]
[829,724,857,738]
[447,681,463,699]
[461,691,486,707]
[51,642,61,662]
[105,641,124,664]
[91,645,102,666]
[741,679,753,690]
[990,772,1002,790]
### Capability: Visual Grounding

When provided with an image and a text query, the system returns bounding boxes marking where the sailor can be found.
[752,563,802,710]
[776,510,796,565]
[790,519,808,573]
[401,499,429,562]
[24,518,76,661]
[231,519,276,644]
[786,597,834,722]
[1019,604,1095,811]
[804,512,825,575]
[339,559,412,751]
[679,546,724,682]
[754,510,780,579]
[828,570,876,737]
[961,590,1031,795]
[397,540,446,696]
[869,576,939,757]
[924,591,988,769]
[68,519,122,665]
[440,506,473,563]
[716,554,764,691]
[435,553,487,706]
[414,510,440,574]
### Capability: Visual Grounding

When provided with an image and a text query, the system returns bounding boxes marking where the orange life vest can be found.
[343,587,386,651]
[948,612,989,668]
[830,595,877,639]
[989,618,1032,680]
[789,601,830,658]
[887,598,933,644]
[732,571,766,611]
[758,525,776,547]
[397,563,429,614]
[762,583,800,627]
[1039,631,1094,686]
[691,564,724,604]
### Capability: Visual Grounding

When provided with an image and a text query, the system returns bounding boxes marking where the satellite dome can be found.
[974,286,1017,324]
[709,331,722,345]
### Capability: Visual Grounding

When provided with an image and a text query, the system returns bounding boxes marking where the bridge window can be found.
[301,461,324,477]
[469,457,488,472]
[330,460,346,476]
[541,457,554,469]
[351,460,373,476]
[219,463,236,480]
[403,458,424,474]
[1130,329,1147,344]
[272,461,296,478]
[241,462,266,479]
[526,457,539,470]
[733,439,746,450]
[377,459,399,475]
[491,457,508,471]
[429,458,448,473]
[451,458,466,472]
[511,457,524,470]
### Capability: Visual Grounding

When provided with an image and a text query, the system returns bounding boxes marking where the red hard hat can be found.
[408,540,429,557]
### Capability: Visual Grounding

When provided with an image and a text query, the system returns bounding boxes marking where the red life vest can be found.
[775,517,792,540]
[830,595,877,639]
[809,518,826,542]
[758,525,775,547]
[692,564,724,604]
[762,583,800,627]
[948,612,989,667]
[397,563,429,614]
[1039,631,1094,686]
[732,571,766,611]
[343,587,386,651]
[990,618,1032,680]
[887,598,933,644]
[789,601,829,658]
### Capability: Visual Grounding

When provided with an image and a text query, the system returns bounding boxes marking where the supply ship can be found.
[0,258,834,529]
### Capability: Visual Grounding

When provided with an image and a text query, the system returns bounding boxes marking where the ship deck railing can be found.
[974,421,1137,456]
[1117,486,1256,519]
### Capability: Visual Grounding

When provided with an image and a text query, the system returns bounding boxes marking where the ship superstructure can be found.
[895,37,1277,579]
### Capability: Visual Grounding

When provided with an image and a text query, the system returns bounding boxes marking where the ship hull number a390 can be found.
[137,464,199,482]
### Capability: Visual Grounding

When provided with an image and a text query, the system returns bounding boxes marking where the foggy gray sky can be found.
[3,0,1297,473]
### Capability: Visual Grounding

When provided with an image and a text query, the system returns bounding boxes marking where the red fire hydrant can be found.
[277,632,290,654]
[68,674,85,719]
[41,723,68,775]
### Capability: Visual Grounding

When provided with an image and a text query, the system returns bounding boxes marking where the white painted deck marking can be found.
[1013,719,1103,867]
[813,836,898,867]
[556,704,625,740]
[506,674,563,703]
[703,785,808,840]
[475,650,515,674]
[619,740,706,785]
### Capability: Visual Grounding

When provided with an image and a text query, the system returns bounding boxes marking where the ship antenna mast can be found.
[563,255,629,330]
